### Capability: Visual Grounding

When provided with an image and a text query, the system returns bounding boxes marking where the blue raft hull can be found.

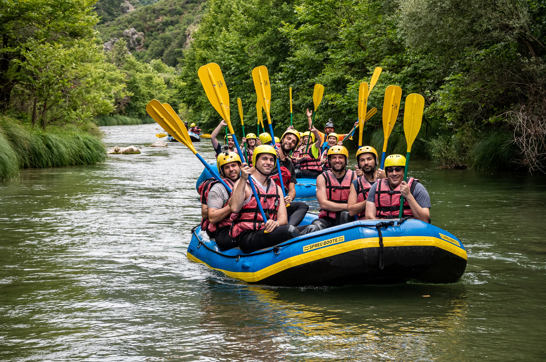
[187,218,467,286]
[195,162,316,198]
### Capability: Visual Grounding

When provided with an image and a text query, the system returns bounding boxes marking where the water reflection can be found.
[196,279,468,360]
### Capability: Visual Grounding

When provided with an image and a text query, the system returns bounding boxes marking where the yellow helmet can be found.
[356,146,378,162]
[274,136,280,143]
[252,145,277,166]
[327,132,339,142]
[259,132,272,144]
[281,129,301,142]
[217,152,241,175]
[384,154,406,168]
[190,122,196,128]
[246,133,257,140]
[302,131,315,142]
[327,145,349,159]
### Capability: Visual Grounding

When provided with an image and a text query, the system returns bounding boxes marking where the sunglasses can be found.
[386,166,404,173]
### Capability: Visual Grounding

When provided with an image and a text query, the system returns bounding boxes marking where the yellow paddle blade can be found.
[368,67,382,96]
[256,101,264,129]
[366,107,377,121]
[156,133,166,138]
[251,65,272,123]
[201,133,212,139]
[313,83,325,111]
[382,85,402,149]
[162,102,191,145]
[289,87,293,113]
[197,63,232,131]
[403,93,425,152]
[237,97,244,125]
[146,100,193,152]
[358,82,369,146]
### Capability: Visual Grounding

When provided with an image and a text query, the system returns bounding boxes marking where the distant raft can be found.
[195,162,316,199]
[187,217,468,286]
[189,131,200,142]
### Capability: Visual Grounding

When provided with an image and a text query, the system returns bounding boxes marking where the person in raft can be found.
[242,132,258,166]
[300,145,356,233]
[198,152,242,251]
[210,120,235,155]
[189,122,201,135]
[229,145,301,253]
[270,129,309,226]
[319,132,340,171]
[294,126,322,178]
[365,154,431,222]
[347,146,385,219]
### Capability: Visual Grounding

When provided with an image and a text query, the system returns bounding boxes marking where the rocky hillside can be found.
[95,0,205,66]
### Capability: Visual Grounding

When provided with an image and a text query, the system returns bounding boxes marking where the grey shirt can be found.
[207,182,231,209]
[367,180,431,208]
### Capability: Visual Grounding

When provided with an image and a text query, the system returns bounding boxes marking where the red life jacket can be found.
[354,176,374,220]
[199,178,235,235]
[230,178,280,239]
[290,149,301,162]
[298,147,322,172]
[245,147,254,166]
[318,169,356,220]
[374,177,418,218]
[270,165,292,190]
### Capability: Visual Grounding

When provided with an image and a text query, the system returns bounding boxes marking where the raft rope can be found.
[191,218,410,259]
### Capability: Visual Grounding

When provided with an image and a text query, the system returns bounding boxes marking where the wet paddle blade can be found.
[313,84,325,111]
[403,93,425,153]
[358,82,369,146]
[197,63,231,131]
[146,100,195,154]
[381,85,402,150]
[368,67,382,96]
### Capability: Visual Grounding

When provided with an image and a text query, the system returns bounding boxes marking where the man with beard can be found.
[210,120,235,155]
[365,154,431,222]
[229,145,301,253]
[347,146,384,219]
[200,152,242,251]
[301,145,356,233]
[270,129,309,226]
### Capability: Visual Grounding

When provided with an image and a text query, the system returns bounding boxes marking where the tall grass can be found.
[94,114,154,126]
[0,116,105,181]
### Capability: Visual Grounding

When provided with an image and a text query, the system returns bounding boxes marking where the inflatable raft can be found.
[189,131,200,142]
[195,162,316,198]
[187,218,467,286]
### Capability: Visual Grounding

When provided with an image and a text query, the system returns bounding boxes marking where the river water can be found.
[1,123,545,360]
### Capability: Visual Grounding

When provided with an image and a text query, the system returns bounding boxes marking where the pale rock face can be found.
[122,28,145,50]
[121,0,135,14]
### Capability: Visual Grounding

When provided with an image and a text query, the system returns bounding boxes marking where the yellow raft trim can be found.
[187,235,468,283]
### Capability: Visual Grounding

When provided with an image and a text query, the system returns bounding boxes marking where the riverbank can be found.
[0,116,105,182]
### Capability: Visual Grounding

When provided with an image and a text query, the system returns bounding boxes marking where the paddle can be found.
[237,97,245,138]
[367,67,383,96]
[197,62,268,221]
[341,107,377,143]
[256,100,264,135]
[252,65,287,199]
[398,93,425,217]
[305,83,325,153]
[358,82,369,146]
[162,103,191,144]
[380,85,403,169]
[156,133,167,138]
[289,87,293,126]
[237,97,246,154]
[146,100,231,192]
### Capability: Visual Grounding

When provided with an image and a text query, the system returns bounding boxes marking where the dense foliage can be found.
[96,0,205,66]
[177,0,545,173]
